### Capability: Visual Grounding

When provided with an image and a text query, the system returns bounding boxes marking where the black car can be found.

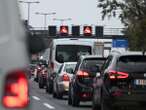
[38,64,48,88]
[92,51,146,110]
[68,55,106,106]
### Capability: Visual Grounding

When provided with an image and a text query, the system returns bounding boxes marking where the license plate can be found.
[134,79,146,86]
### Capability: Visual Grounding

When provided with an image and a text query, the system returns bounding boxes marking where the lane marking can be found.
[32,96,40,101]
[43,103,55,109]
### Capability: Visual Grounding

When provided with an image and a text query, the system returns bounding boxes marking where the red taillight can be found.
[2,70,29,108]
[77,70,89,77]
[109,70,129,79]
[62,73,70,81]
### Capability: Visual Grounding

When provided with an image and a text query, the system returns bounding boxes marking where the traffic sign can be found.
[60,26,68,36]
[83,26,92,36]
[112,39,128,48]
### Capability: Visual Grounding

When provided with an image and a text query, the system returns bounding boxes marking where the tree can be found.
[98,0,146,50]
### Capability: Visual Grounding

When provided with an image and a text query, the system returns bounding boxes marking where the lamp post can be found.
[19,1,40,26]
[35,12,56,30]
[53,18,72,25]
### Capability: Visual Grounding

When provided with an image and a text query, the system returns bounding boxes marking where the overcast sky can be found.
[19,0,124,28]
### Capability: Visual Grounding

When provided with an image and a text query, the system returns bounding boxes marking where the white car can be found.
[53,62,77,99]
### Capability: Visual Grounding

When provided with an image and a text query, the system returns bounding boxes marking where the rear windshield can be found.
[80,58,105,74]
[63,63,76,73]
[117,55,146,72]
[56,45,91,63]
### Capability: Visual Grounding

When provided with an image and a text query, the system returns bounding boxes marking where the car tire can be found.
[53,91,57,98]
[46,85,49,93]
[68,87,72,105]
[39,82,44,89]
[72,91,79,107]
[92,88,101,110]
[48,83,53,94]
[34,77,38,82]
[101,90,111,110]
[56,90,63,99]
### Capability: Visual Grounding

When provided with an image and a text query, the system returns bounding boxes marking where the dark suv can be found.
[92,51,146,110]
[68,55,106,106]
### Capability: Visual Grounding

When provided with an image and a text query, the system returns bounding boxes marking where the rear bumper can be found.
[74,83,93,101]
[58,81,69,94]
[110,93,146,106]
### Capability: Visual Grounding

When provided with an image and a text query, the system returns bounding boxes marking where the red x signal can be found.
[83,26,92,36]
[60,26,68,35]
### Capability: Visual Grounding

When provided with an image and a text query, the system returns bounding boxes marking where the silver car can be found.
[53,62,77,99]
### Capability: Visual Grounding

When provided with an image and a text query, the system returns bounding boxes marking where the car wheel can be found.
[56,88,62,99]
[71,91,79,107]
[46,85,49,93]
[53,91,57,98]
[39,83,44,89]
[92,88,101,110]
[68,87,72,105]
[101,90,111,110]
[34,77,38,82]
[48,83,53,94]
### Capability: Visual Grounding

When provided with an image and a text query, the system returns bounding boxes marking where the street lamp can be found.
[19,1,40,26]
[35,12,56,30]
[53,18,72,25]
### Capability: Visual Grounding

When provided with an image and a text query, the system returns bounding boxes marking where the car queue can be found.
[28,49,146,110]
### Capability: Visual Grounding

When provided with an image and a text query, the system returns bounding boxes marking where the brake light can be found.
[109,70,129,79]
[77,70,89,77]
[62,73,70,81]
[2,70,29,108]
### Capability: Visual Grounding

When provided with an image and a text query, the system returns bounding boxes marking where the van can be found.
[46,38,112,93]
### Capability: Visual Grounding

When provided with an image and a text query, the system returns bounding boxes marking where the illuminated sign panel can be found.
[83,26,92,36]
[60,26,68,36]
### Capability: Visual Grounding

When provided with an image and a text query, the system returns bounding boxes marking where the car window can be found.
[55,45,91,63]
[117,55,146,72]
[63,64,76,73]
[58,64,63,74]
[80,58,105,74]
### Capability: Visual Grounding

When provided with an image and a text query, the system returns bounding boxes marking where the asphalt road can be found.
[29,79,92,110]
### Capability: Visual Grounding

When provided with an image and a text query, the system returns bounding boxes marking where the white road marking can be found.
[43,103,55,109]
[32,96,40,101]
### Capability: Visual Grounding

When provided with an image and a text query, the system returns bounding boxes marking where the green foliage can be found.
[98,0,146,50]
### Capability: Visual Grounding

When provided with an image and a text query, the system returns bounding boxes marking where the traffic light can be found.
[48,26,57,36]
[60,26,69,36]
[83,26,92,36]
[72,26,80,36]
[95,26,103,38]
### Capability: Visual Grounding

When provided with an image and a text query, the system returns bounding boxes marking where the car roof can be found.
[63,62,77,65]
[110,50,146,57]
[80,55,105,60]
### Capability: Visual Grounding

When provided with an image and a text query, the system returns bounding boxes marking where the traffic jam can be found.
[0,0,146,110]
[27,25,146,110]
